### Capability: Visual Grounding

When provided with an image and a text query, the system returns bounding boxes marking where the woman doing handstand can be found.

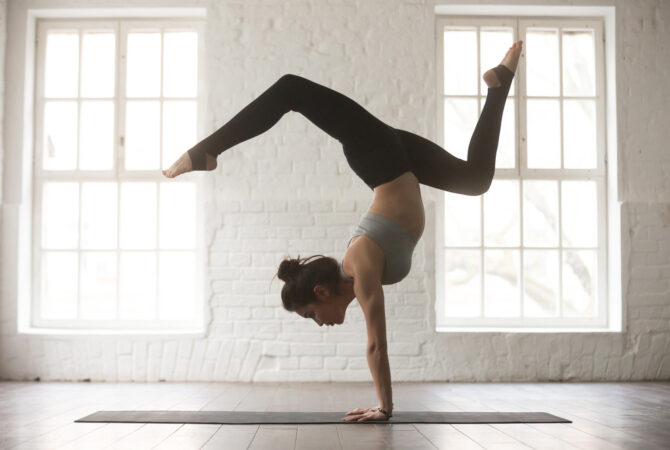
[164,41,523,422]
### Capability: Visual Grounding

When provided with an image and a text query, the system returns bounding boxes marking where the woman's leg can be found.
[402,44,521,196]
[182,73,395,172]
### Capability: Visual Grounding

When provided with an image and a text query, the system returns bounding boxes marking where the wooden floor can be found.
[1,381,668,449]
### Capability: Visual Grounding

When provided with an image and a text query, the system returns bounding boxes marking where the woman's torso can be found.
[342,171,425,280]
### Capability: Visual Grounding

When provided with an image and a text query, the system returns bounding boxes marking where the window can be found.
[33,19,204,330]
[435,17,609,330]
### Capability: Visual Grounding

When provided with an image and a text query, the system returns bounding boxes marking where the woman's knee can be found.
[469,169,494,195]
[278,73,305,88]
[275,74,308,110]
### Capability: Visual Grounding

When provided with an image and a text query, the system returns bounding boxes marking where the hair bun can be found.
[277,258,301,282]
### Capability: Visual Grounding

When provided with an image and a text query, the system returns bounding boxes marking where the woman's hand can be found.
[341,406,389,422]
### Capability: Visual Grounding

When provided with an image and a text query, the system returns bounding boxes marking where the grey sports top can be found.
[338,211,418,285]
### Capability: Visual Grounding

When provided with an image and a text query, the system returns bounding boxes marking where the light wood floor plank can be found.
[337,423,438,450]
[152,424,221,450]
[295,424,342,450]
[200,425,259,450]
[106,424,183,450]
[452,424,530,448]
[55,423,144,450]
[413,424,483,449]
[247,427,297,450]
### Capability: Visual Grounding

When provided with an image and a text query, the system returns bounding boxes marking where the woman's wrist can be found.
[382,402,393,413]
[377,406,392,418]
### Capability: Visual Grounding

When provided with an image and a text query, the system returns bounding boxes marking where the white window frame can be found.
[30,17,207,332]
[434,9,621,333]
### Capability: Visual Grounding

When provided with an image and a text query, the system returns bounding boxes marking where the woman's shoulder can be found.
[344,236,385,281]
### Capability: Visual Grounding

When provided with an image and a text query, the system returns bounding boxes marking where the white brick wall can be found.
[1,0,669,382]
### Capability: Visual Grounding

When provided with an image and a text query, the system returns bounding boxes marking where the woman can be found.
[164,42,523,422]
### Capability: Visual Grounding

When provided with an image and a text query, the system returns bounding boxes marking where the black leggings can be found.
[188,68,514,195]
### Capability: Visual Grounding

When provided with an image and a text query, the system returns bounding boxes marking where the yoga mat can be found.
[76,410,570,424]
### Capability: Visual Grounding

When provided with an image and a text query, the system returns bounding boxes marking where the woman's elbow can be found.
[367,342,386,355]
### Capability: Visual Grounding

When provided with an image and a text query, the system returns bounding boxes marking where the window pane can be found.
[41,251,78,319]
[444,249,481,317]
[563,100,597,169]
[159,252,196,320]
[480,27,514,96]
[81,31,115,97]
[125,100,160,170]
[42,182,79,249]
[526,28,559,96]
[561,180,597,247]
[159,182,196,249]
[126,31,161,97]
[481,97,515,169]
[443,28,478,95]
[523,249,559,317]
[45,32,79,98]
[523,180,559,247]
[484,249,520,317]
[80,251,117,320]
[79,100,114,170]
[43,101,78,170]
[484,179,519,247]
[162,101,197,170]
[120,182,157,249]
[81,182,117,249]
[444,192,480,247]
[562,29,596,97]
[119,252,156,320]
[163,31,198,97]
[563,249,597,317]
[527,99,561,168]
[444,98,478,160]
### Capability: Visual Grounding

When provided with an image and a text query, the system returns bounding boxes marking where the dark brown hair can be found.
[276,254,341,312]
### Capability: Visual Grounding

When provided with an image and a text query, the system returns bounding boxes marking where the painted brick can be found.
[299,356,324,369]
[251,307,275,319]
[337,343,366,356]
[270,213,314,226]
[347,357,367,370]
[324,357,348,370]
[291,344,336,357]
[263,342,290,357]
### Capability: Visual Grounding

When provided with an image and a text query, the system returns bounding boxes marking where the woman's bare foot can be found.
[162,151,217,178]
[483,40,523,88]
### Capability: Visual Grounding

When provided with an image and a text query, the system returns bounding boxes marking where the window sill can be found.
[436,326,622,333]
[18,326,206,338]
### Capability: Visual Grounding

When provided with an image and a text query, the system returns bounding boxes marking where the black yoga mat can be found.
[76,410,570,424]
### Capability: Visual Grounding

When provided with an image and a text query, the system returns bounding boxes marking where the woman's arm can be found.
[354,270,393,415]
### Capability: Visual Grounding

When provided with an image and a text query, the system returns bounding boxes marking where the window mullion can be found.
[34,21,47,327]
[559,27,564,170]
[519,174,524,320]
[515,18,524,321]
[480,195,485,318]
[477,25,486,319]
[76,27,83,321]
[557,25,564,319]
[115,20,122,321]
[156,28,165,322]
[518,20,527,178]
[558,180,564,319]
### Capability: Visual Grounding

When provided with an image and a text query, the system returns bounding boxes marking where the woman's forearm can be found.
[366,348,393,414]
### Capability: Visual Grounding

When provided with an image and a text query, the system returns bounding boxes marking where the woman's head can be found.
[276,254,354,326]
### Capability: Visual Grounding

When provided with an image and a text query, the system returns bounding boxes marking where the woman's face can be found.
[295,285,348,327]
